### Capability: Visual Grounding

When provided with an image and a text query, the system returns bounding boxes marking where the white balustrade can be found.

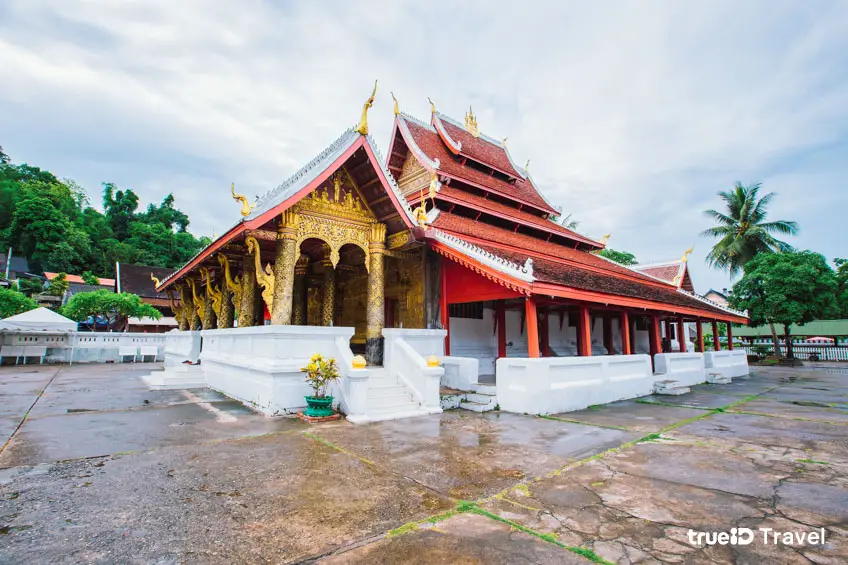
[653,352,706,387]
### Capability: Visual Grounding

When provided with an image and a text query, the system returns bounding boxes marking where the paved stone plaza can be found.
[0,363,846,564]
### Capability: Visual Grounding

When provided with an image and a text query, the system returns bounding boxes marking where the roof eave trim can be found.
[397,116,440,171]
[427,228,535,283]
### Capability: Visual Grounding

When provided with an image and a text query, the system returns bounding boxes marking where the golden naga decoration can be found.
[412,171,437,227]
[681,246,694,263]
[355,79,378,135]
[464,106,479,137]
[600,234,611,245]
[200,267,223,316]
[427,170,439,204]
[391,92,399,116]
[150,272,161,288]
[217,254,242,305]
[166,287,183,326]
[245,235,275,315]
[231,183,255,217]
[186,277,206,319]
[428,97,436,114]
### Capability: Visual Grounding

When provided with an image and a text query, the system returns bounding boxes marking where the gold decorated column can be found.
[366,223,386,365]
[186,278,204,331]
[321,258,336,326]
[238,249,258,327]
[217,254,238,329]
[292,256,309,325]
[270,210,299,325]
[176,285,190,331]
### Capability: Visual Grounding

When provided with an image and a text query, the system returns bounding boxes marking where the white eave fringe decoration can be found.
[677,288,747,317]
[430,228,535,282]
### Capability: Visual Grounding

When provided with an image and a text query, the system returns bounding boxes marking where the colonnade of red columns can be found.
[447,297,734,359]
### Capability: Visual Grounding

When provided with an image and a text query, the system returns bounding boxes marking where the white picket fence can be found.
[740,345,848,362]
[0,331,166,365]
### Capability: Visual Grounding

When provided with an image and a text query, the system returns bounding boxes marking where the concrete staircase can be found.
[362,368,433,422]
[459,383,498,412]
[653,379,691,396]
[707,372,732,385]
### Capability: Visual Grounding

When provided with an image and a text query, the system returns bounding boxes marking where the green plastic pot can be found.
[304,395,335,417]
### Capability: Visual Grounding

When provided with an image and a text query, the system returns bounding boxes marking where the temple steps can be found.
[653,379,691,395]
[359,368,427,420]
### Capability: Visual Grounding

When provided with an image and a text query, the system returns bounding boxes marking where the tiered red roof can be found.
[434,114,523,179]
[401,117,558,215]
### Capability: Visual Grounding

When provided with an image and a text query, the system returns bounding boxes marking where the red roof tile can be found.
[44,272,116,286]
[431,212,666,285]
[434,186,602,248]
[402,117,558,215]
[637,264,682,285]
[435,114,523,178]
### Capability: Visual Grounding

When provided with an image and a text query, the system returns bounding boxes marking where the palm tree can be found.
[702,182,797,275]
[559,213,579,230]
[701,182,798,355]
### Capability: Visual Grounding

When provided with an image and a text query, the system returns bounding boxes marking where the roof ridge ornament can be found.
[524,159,530,172]
[600,234,611,245]
[355,79,378,135]
[231,183,255,217]
[391,91,399,116]
[501,137,508,147]
[681,246,694,263]
[465,106,479,137]
[150,272,161,288]
[428,97,436,114]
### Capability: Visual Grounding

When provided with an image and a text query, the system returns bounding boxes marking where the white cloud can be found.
[1,0,846,292]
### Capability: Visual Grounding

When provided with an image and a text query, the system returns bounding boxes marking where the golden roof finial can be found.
[464,106,479,137]
[150,272,161,288]
[600,234,611,245]
[681,246,694,263]
[428,97,436,114]
[391,92,399,116]
[501,137,508,147]
[231,182,255,217]
[355,79,378,135]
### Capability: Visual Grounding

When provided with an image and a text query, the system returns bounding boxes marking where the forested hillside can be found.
[0,145,210,277]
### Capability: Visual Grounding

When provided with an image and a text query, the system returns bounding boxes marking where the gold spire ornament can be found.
[428,97,436,114]
[464,106,479,137]
[600,234,611,245]
[231,183,255,217]
[355,79,378,135]
[681,246,694,263]
[391,92,399,116]
[150,272,161,288]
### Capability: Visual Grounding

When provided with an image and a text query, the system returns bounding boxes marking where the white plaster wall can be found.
[200,325,355,415]
[653,352,706,387]
[548,313,578,357]
[704,350,749,379]
[496,354,654,414]
[633,329,650,354]
[505,309,528,356]
[448,309,496,374]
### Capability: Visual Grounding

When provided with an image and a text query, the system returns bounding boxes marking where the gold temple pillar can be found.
[177,285,190,331]
[293,256,309,325]
[238,250,258,327]
[270,210,299,325]
[321,258,335,326]
[366,223,386,365]
[186,278,203,331]
[218,285,234,328]
[202,282,217,330]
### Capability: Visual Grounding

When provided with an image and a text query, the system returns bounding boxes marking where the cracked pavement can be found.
[0,362,846,563]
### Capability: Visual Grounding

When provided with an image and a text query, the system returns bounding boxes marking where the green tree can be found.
[82,271,100,285]
[61,290,161,332]
[14,278,45,297]
[45,272,69,296]
[598,248,638,266]
[9,196,69,272]
[0,146,9,165]
[701,182,798,275]
[102,183,139,241]
[558,213,579,230]
[701,182,798,355]
[728,251,838,359]
[835,258,848,317]
[0,287,37,318]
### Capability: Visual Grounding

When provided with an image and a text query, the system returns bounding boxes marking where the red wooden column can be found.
[727,323,734,351]
[603,314,614,355]
[577,305,592,357]
[677,316,687,352]
[696,319,705,353]
[712,320,720,351]
[525,297,540,358]
[496,299,507,359]
[620,311,632,355]
[440,263,450,355]
[649,315,662,357]
[663,319,672,341]
[539,309,550,357]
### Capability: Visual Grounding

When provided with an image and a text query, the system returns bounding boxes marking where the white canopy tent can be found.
[1,307,77,332]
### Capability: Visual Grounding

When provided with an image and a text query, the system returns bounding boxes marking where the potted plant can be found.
[301,353,340,417]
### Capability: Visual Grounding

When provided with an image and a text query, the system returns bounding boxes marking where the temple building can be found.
[156,84,746,381]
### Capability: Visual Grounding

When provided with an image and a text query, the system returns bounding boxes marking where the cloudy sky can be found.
[2,0,846,292]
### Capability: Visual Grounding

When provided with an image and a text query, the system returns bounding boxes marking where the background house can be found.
[116,263,178,333]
